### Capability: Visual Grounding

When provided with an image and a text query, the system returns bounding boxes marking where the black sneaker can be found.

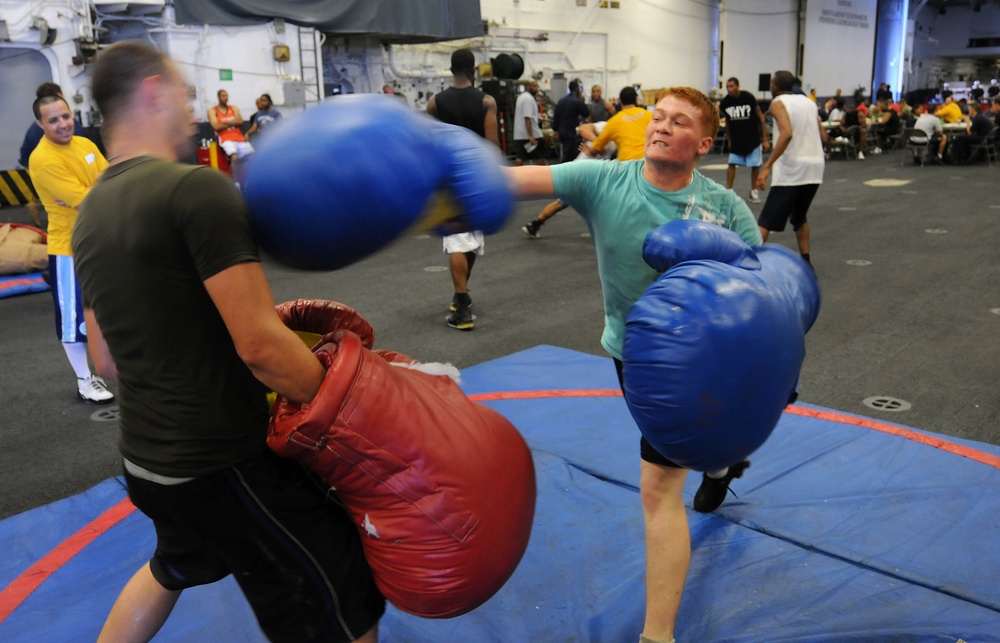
[521,220,541,239]
[446,304,474,330]
[693,460,750,513]
[449,292,472,313]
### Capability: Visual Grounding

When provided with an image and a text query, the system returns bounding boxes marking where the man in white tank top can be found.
[754,70,827,267]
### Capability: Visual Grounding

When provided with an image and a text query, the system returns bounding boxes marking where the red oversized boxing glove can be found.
[268,330,536,618]
[275,298,375,348]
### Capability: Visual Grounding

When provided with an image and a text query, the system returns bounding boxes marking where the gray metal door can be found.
[0,47,52,169]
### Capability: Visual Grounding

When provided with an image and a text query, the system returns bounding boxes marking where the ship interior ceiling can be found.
[923,0,997,6]
[2,0,1000,640]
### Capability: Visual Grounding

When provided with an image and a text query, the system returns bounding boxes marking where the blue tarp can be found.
[0,272,48,298]
[1,345,998,641]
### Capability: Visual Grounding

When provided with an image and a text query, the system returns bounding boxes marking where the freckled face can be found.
[645,95,712,167]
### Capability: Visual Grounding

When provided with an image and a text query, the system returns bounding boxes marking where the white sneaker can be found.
[873,147,882,155]
[857,151,866,160]
[749,189,761,203]
[78,375,114,404]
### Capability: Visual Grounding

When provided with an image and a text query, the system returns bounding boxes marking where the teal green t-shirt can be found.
[552,159,762,360]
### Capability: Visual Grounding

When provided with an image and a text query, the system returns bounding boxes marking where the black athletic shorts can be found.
[614,358,683,468]
[124,450,385,642]
[514,139,544,161]
[757,183,820,232]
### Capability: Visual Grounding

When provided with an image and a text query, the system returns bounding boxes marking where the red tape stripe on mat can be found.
[470,390,1000,470]
[784,405,1000,470]
[0,498,136,624]
[469,389,624,402]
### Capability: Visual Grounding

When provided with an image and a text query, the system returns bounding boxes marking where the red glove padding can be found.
[275,298,375,348]
[268,330,536,618]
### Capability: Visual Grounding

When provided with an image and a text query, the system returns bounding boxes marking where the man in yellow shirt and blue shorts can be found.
[28,95,113,403]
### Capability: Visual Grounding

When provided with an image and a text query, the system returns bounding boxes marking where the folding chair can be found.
[888,126,906,151]
[900,128,929,167]
[712,128,727,154]
[829,126,859,160]
[965,128,998,166]
[865,123,882,154]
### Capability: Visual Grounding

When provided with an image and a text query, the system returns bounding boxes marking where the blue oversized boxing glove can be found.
[422,119,514,236]
[642,216,760,273]
[622,220,820,472]
[242,95,446,271]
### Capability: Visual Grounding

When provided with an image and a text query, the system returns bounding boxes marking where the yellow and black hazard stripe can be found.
[0,170,38,208]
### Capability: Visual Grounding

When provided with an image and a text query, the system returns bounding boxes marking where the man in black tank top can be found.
[426,49,500,331]
[430,82,487,138]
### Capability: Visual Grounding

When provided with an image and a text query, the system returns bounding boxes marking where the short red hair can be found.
[654,87,721,140]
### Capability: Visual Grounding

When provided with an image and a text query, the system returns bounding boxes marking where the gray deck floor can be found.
[2,148,998,519]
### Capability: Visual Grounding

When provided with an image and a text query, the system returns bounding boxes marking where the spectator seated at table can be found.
[832,104,867,159]
[826,98,845,124]
[935,94,966,125]
[912,103,948,164]
[871,98,901,151]
[949,102,996,164]
[897,99,914,127]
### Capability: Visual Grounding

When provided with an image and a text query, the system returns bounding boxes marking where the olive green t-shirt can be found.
[73,157,268,477]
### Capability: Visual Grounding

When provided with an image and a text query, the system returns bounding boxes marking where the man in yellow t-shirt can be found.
[522,87,653,238]
[585,86,653,162]
[28,94,113,403]
[935,96,965,124]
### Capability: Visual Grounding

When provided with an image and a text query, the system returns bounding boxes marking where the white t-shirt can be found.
[576,121,617,161]
[914,113,943,138]
[827,108,844,123]
[771,93,824,186]
[513,90,542,141]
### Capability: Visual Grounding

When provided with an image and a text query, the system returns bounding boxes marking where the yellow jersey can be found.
[936,102,963,124]
[28,136,107,255]
[593,106,653,161]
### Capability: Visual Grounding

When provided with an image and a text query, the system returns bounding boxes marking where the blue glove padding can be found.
[623,220,820,472]
[756,244,821,333]
[642,219,760,273]
[427,119,513,236]
[243,96,445,270]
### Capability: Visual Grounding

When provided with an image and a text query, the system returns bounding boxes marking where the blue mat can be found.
[1,345,998,641]
[0,272,48,298]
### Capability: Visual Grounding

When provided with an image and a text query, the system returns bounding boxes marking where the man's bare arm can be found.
[84,308,118,382]
[754,100,792,190]
[524,116,536,144]
[483,95,500,147]
[204,262,325,404]
[504,165,555,199]
[756,105,771,151]
[207,108,225,131]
